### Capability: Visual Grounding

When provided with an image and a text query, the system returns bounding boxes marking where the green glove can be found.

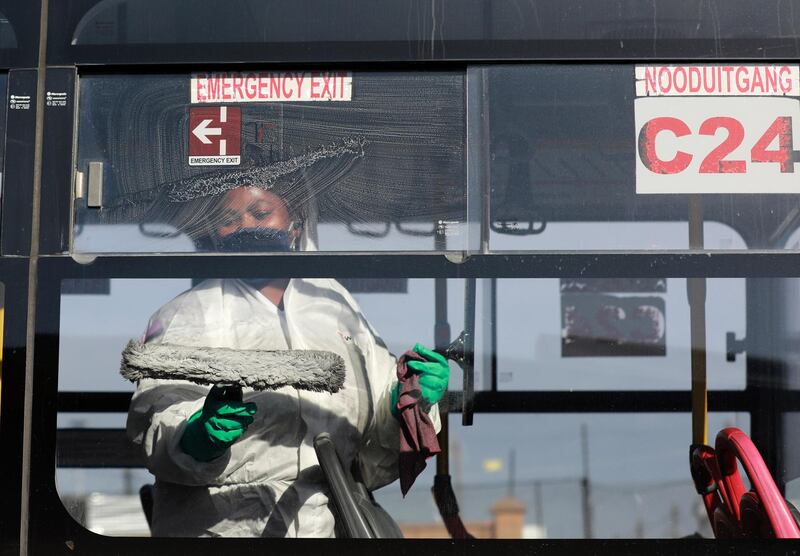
[407,343,450,406]
[179,385,257,462]
[390,344,450,419]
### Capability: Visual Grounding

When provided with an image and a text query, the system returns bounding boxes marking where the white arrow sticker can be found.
[188,105,241,166]
[192,118,222,145]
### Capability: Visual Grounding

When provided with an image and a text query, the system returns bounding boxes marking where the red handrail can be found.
[691,427,800,539]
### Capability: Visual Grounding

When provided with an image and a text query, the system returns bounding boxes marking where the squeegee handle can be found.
[212,384,243,403]
[434,330,474,426]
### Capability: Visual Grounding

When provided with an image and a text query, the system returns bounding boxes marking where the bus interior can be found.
[3,1,800,554]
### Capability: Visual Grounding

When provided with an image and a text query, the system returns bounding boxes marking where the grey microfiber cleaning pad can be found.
[120,339,346,393]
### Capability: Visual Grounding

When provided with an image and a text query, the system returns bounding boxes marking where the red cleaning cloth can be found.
[395,350,441,496]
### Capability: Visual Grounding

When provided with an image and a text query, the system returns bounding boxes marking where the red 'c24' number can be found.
[638,116,797,174]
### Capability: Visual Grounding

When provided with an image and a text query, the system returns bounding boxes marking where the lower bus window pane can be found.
[53,276,771,538]
[377,413,749,539]
[465,278,747,392]
[57,277,439,537]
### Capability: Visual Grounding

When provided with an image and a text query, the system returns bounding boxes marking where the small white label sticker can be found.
[437,220,462,237]
[9,94,30,110]
[188,156,241,166]
[46,91,68,107]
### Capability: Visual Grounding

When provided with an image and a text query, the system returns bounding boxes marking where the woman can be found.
[126,185,449,537]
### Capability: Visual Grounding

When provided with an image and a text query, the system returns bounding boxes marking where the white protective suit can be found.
[127,277,440,537]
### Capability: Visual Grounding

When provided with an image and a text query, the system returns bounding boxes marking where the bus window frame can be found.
[45,0,800,66]
[60,66,800,256]
[1,69,37,257]
[4,0,797,551]
[28,252,800,552]
[0,258,31,554]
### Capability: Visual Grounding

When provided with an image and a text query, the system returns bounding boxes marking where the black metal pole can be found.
[581,423,593,539]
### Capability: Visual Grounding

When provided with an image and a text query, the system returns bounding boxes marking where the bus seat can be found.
[739,491,771,538]
[691,427,800,539]
[137,443,404,539]
[351,479,404,539]
[313,432,403,539]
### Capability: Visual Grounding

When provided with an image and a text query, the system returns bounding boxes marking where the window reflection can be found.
[54,276,774,538]
[474,65,800,251]
[75,73,467,253]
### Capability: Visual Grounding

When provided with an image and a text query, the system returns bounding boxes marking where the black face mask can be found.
[216,227,291,253]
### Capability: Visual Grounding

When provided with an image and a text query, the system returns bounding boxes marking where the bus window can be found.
[374,412,750,539]
[73,73,468,254]
[470,65,800,251]
[53,269,768,540]
[479,277,746,392]
[57,279,191,534]
[56,276,443,537]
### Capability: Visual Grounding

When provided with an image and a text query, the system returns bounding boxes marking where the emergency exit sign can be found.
[188,106,241,166]
[634,65,800,194]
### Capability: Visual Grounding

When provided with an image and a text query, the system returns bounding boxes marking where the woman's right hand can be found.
[179,385,257,462]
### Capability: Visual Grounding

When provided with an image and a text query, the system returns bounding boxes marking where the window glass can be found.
[58,408,752,538]
[471,65,800,251]
[74,73,468,253]
[58,276,749,397]
[437,278,746,393]
[58,279,193,391]
[55,275,769,539]
[57,276,444,537]
[781,278,800,392]
[783,412,800,506]
[488,278,746,392]
[375,412,749,539]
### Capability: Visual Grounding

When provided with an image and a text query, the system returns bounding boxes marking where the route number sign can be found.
[635,65,800,194]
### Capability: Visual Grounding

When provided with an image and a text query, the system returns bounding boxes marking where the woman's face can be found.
[215,187,292,237]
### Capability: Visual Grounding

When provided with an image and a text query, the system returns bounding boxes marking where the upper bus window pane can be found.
[70,0,800,45]
[472,65,800,251]
[74,73,468,253]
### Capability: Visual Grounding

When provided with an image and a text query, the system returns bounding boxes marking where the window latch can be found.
[726,332,746,362]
